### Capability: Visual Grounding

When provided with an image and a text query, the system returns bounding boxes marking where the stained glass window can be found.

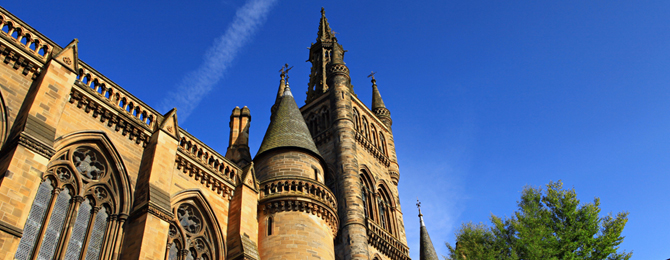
[64,199,92,259]
[36,188,71,260]
[14,180,53,260]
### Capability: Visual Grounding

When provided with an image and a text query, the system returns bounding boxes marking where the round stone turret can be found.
[255,84,337,260]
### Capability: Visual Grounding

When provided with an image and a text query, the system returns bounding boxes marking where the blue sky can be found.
[5,1,669,259]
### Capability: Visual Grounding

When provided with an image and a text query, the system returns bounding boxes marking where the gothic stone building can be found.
[0,6,413,260]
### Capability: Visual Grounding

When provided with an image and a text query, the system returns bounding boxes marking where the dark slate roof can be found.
[420,213,440,260]
[371,79,386,110]
[256,86,321,158]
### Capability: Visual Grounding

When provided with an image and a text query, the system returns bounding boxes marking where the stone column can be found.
[326,50,369,259]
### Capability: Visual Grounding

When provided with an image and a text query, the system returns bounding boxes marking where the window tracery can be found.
[14,141,128,260]
[165,199,220,260]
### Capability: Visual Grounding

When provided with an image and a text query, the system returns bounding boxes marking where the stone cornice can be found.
[0,41,42,80]
[68,85,151,147]
[175,150,236,200]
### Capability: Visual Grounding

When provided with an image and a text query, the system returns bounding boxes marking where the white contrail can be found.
[161,0,278,121]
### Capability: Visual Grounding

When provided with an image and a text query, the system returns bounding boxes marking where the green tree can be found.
[446,181,631,260]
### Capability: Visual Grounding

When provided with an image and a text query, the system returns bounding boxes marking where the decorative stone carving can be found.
[73,148,106,180]
[177,204,202,234]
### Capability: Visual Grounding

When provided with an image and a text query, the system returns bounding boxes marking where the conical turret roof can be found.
[371,78,386,110]
[418,202,439,260]
[256,85,321,158]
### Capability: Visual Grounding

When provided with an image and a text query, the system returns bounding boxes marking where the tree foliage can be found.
[446,181,631,260]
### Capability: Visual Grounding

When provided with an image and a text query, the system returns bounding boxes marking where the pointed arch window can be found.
[360,171,374,222]
[379,132,387,155]
[165,198,222,260]
[353,108,360,131]
[377,187,395,235]
[14,142,129,260]
[362,116,369,139]
[370,125,378,148]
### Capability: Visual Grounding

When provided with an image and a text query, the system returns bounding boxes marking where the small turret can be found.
[225,106,252,167]
[254,66,337,260]
[369,73,392,130]
[417,200,439,260]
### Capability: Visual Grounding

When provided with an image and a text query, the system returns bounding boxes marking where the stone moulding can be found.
[17,132,56,159]
[175,151,236,201]
[130,202,174,223]
[354,131,391,167]
[0,43,41,80]
[68,85,151,147]
[259,177,337,210]
[260,197,339,236]
[366,220,411,260]
[0,219,23,238]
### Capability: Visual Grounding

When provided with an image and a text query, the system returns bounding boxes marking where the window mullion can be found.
[78,206,100,260]
[54,195,85,260]
[96,213,114,260]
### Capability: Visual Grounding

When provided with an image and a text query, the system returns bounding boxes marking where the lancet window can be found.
[370,125,378,148]
[362,116,369,139]
[377,187,396,235]
[360,171,374,220]
[379,132,387,155]
[360,168,398,236]
[353,108,360,131]
[15,142,129,260]
[165,198,221,260]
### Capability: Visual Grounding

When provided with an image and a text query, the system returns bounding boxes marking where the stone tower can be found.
[300,8,410,260]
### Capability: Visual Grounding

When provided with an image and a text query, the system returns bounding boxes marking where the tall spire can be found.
[369,72,392,129]
[417,200,439,260]
[317,7,335,42]
[306,8,353,104]
[271,64,291,117]
[256,76,321,158]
